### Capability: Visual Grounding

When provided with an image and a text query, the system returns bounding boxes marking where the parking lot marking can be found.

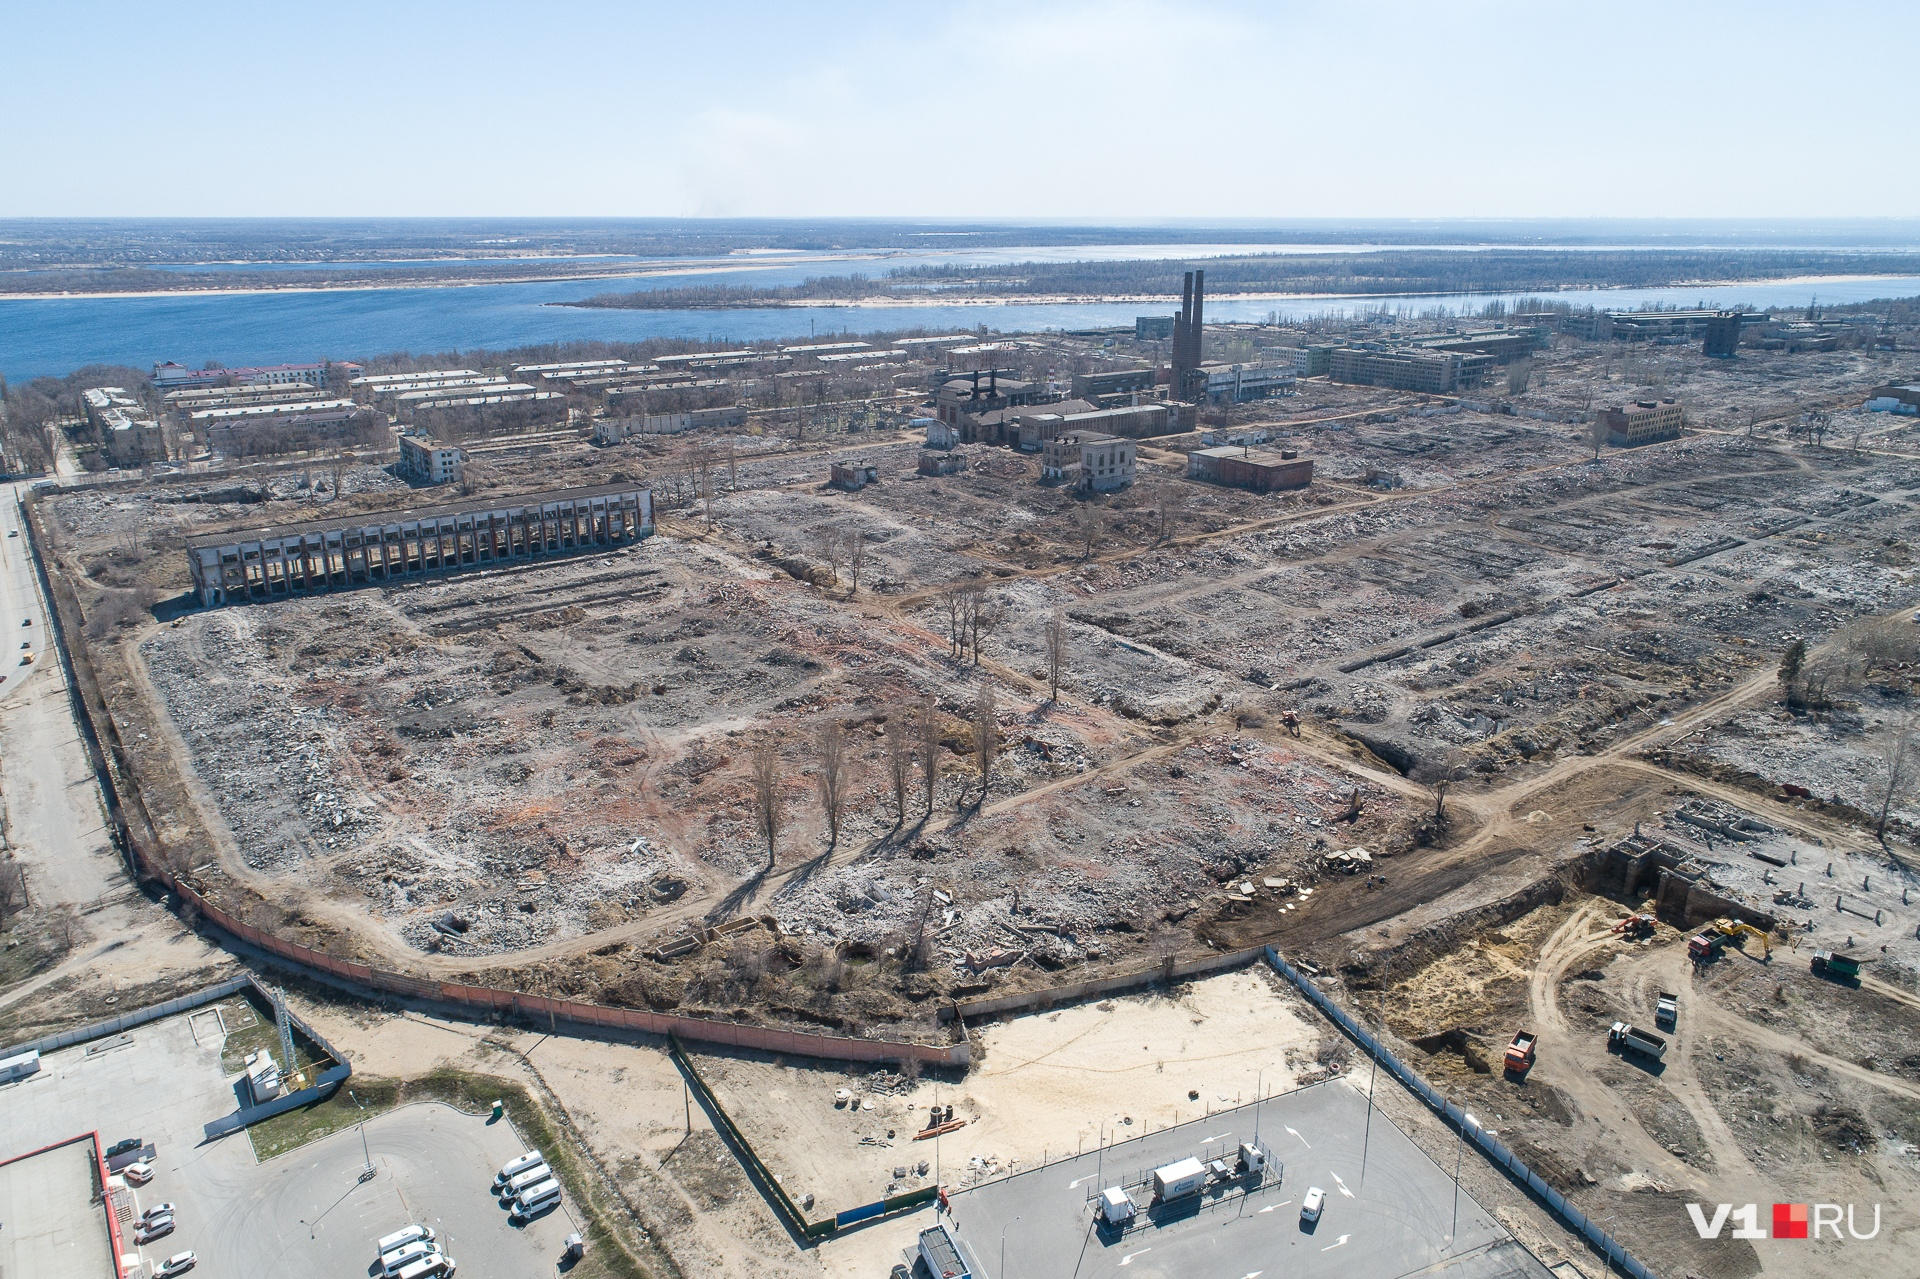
[1330,1172,1353,1198]
[1068,1174,1096,1189]
[1237,1271,1264,1278]
[1321,1234,1351,1251]
[1257,1200,1294,1213]
[1202,1132,1232,1144]
[1120,1247,1153,1265]
[1283,1126,1310,1148]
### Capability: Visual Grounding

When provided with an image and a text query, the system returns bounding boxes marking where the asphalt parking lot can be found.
[0,1006,578,1277]
[943,1077,1554,1279]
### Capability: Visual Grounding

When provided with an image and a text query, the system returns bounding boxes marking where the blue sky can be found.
[3,0,1913,219]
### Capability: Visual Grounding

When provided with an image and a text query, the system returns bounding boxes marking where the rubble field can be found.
[39,338,1920,1033]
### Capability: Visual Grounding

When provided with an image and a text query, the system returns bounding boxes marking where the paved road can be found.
[0,484,122,913]
[946,1077,1550,1279]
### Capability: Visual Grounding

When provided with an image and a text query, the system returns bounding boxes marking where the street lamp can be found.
[348,1089,374,1182]
[1000,1215,1021,1279]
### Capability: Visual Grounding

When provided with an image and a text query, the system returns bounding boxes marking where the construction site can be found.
[10,299,1920,1279]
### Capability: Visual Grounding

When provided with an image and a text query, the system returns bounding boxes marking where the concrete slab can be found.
[943,1075,1555,1279]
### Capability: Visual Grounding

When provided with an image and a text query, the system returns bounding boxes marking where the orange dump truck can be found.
[1504,1030,1537,1075]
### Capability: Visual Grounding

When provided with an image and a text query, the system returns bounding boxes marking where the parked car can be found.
[1301,1186,1326,1223]
[156,1253,197,1277]
[140,1203,176,1223]
[106,1138,144,1158]
[136,1216,175,1244]
[20,617,30,625]
[122,1161,154,1185]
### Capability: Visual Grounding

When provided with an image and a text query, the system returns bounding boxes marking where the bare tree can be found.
[918,693,941,815]
[1412,751,1467,824]
[883,711,914,828]
[1506,359,1532,396]
[1154,483,1187,544]
[48,903,83,950]
[1876,711,1918,845]
[693,448,716,530]
[1587,412,1609,460]
[815,719,850,849]
[845,525,869,596]
[972,682,998,805]
[967,587,1004,664]
[0,859,24,934]
[749,744,783,871]
[940,583,967,658]
[1074,503,1105,560]
[1045,609,1067,703]
[812,525,846,585]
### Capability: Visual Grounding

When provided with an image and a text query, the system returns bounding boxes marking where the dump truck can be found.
[1504,1030,1537,1075]
[1812,951,1862,981]
[1655,992,1679,1028]
[1609,1022,1667,1061]
[1150,1157,1209,1204]
[1690,918,1771,961]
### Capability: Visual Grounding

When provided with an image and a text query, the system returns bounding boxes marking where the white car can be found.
[136,1216,175,1243]
[122,1161,154,1185]
[1301,1186,1326,1223]
[156,1253,197,1277]
[140,1202,176,1222]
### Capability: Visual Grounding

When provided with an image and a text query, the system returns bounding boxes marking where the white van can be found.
[380,1241,433,1276]
[377,1224,436,1254]
[494,1150,543,1187]
[511,1178,562,1220]
[395,1252,455,1279]
[502,1163,551,1198]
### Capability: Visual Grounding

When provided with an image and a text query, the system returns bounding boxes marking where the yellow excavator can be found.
[1688,917,1771,962]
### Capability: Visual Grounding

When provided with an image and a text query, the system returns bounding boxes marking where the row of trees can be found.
[744,685,1009,869]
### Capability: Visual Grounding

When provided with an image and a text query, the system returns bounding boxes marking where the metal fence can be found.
[1261,946,1656,1279]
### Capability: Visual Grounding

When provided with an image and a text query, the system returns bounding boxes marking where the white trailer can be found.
[1151,1157,1209,1203]
[1098,1186,1136,1225]
[0,1049,41,1085]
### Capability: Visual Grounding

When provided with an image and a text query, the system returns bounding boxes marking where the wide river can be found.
[3,243,1917,382]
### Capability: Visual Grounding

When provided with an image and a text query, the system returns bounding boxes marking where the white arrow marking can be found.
[1238,1272,1264,1278]
[1284,1126,1311,1148]
[1068,1175,1095,1189]
[1120,1248,1152,1266]
[1203,1132,1232,1144]
[1258,1200,1294,1213]
[1321,1234,1351,1251]
[1331,1172,1354,1198]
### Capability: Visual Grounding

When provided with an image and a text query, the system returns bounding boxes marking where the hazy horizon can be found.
[5,1,1915,220]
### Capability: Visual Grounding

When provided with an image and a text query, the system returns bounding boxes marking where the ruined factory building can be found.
[1188,445,1314,493]
[185,482,653,607]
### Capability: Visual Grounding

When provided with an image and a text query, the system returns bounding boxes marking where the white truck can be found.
[1097,1187,1136,1226]
[1609,1021,1668,1061]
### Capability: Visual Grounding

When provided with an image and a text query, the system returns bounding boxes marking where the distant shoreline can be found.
[0,252,906,302]
[548,273,1915,312]
[0,269,1901,308]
